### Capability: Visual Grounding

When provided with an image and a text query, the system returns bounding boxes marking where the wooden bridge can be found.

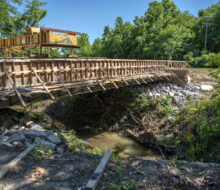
[0,58,189,108]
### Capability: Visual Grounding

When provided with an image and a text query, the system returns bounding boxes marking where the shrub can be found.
[184,51,220,68]
[173,92,220,162]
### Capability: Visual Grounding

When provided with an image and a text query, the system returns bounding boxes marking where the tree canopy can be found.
[86,0,219,67]
[0,0,47,37]
[0,0,219,67]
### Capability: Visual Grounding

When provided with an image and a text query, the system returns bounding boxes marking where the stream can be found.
[83,132,161,158]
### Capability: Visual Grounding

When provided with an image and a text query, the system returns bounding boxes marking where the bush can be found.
[184,51,220,68]
[173,92,220,162]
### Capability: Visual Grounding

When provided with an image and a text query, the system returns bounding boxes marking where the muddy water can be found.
[84,132,161,158]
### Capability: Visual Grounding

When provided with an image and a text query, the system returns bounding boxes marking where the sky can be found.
[37,0,219,43]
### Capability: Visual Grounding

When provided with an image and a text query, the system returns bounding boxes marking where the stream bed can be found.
[83,132,161,158]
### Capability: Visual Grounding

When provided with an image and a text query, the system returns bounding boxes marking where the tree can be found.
[92,38,103,57]
[0,0,47,37]
[91,0,215,62]
[19,0,47,27]
[77,33,92,57]
[194,3,220,52]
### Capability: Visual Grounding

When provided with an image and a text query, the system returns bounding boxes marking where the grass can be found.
[188,67,216,72]
[10,104,43,120]
[108,180,138,190]
[29,147,54,161]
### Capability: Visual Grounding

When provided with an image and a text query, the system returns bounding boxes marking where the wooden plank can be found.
[40,27,81,35]
[3,62,26,107]
[87,69,106,90]
[122,66,140,85]
[85,150,112,190]
[33,70,55,100]
[140,67,153,82]
[0,144,35,180]
[112,66,128,85]
[72,69,93,93]
[100,66,118,89]
[52,68,72,97]
[130,67,147,84]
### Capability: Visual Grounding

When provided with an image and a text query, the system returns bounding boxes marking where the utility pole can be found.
[203,16,212,50]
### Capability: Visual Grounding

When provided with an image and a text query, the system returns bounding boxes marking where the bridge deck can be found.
[0,58,189,108]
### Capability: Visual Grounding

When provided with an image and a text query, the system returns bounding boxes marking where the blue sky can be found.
[38,0,218,43]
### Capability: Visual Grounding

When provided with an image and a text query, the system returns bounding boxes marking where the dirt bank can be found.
[0,145,219,190]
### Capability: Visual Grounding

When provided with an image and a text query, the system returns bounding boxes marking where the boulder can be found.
[3,129,18,136]
[0,135,12,147]
[47,131,61,144]
[169,92,174,97]
[24,139,33,147]
[34,137,56,150]
[21,129,48,140]
[11,125,20,130]
[12,141,23,147]
[30,124,45,131]
[25,121,33,127]
[7,132,25,143]
[56,145,67,154]
[19,126,26,131]
[0,135,9,144]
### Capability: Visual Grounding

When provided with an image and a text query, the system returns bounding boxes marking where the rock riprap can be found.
[0,122,62,150]
[141,83,203,105]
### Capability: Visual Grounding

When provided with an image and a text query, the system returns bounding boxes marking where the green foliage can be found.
[77,33,92,57]
[29,147,54,161]
[92,38,103,57]
[136,94,150,110]
[27,101,42,108]
[173,92,220,162]
[67,129,84,151]
[39,147,54,155]
[20,0,47,27]
[116,165,123,175]
[88,0,197,60]
[185,52,220,67]
[0,0,47,38]
[85,0,220,64]
[110,162,136,187]
[194,3,220,53]
[108,180,137,190]
[162,105,173,116]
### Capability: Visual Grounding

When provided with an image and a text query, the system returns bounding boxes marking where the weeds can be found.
[108,180,137,190]
[29,147,54,161]
[172,91,220,162]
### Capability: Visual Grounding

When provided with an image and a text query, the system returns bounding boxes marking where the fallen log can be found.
[85,150,112,190]
[0,144,36,179]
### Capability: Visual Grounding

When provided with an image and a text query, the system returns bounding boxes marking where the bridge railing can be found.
[0,58,188,90]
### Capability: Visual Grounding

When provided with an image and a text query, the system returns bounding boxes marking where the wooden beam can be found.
[33,70,55,100]
[100,67,118,89]
[3,62,26,107]
[0,144,35,180]
[86,150,112,190]
[72,69,93,93]
[122,66,140,85]
[130,67,147,84]
[40,27,81,35]
[112,66,128,85]
[140,67,153,82]
[52,68,72,97]
[87,69,106,90]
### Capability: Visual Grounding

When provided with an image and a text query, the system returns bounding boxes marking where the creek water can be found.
[83,132,161,158]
